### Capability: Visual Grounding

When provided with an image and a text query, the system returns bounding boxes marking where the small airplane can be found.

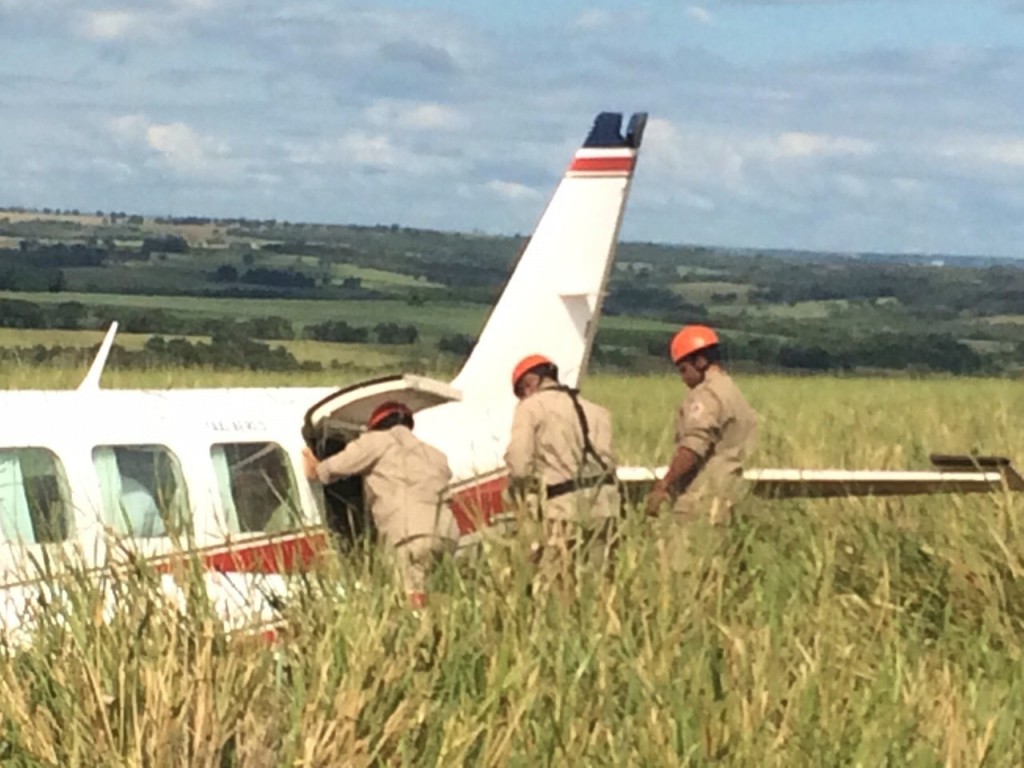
[1,110,1019,643]
[0,111,650,639]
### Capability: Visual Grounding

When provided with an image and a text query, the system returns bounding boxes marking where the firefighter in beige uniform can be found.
[504,355,619,559]
[303,401,458,608]
[646,326,757,524]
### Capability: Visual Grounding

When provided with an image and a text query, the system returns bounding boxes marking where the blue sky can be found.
[2,0,1024,258]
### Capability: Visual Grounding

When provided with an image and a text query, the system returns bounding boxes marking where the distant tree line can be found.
[0,299,298,340]
[137,333,317,371]
[0,336,318,373]
[603,282,709,321]
[304,320,419,345]
[212,265,316,289]
[591,327,991,375]
[0,298,430,348]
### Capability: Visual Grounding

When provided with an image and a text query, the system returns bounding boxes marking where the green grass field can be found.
[0,292,679,351]
[0,328,422,381]
[1,365,1023,764]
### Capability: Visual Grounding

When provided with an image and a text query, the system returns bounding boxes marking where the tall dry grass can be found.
[0,366,1022,765]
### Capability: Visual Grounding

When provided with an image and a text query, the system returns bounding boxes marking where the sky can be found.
[3,0,1024,258]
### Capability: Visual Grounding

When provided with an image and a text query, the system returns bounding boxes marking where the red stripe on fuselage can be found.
[201,530,331,573]
[450,473,510,534]
[150,530,331,576]
[568,156,635,174]
[146,474,511,576]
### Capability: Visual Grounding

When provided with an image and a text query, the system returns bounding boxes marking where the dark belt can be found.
[545,475,616,500]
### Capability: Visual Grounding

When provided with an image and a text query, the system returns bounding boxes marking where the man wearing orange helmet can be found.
[646,325,757,524]
[505,354,619,566]
[302,400,459,608]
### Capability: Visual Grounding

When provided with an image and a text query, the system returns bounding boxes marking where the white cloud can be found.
[75,2,225,42]
[364,100,460,131]
[677,188,716,212]
[108,114,149,143]
[642,117,749,194]
[485,180,540,201]
[980,140,1024,167]
[7,3,1024,256]
[686,6,714,25]
[339,131,401,169]
[0,0,66,9]
[644,120,872,190]
[145,122,232,176]
[573,9,613,30]
[770,132,876,159]
[89,157,135,181]
[891,177,925,196]
[963,138,1024,167]
[79,10,139,40]
[833,173,870,199]
[286,130,450,177]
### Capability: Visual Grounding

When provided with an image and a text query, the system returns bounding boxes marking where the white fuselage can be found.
[0,385,521,641]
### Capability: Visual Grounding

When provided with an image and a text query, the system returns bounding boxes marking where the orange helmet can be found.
[670,325,719,364]
[511,354,553,391]
[367,400,412,429]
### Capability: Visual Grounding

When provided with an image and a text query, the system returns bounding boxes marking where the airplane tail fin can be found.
[452,111,647,398]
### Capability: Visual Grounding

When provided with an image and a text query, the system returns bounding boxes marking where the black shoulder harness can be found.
[554,385,609,472]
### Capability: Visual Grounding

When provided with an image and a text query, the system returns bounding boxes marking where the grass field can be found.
[0,290,680,347]
[1,366,1023,764]
[671,281,754,304]
[0,291,493,347]
[254,254,445,291]
[0,327,419,373]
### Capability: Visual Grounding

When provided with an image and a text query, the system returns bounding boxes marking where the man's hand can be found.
[645,446,699,516]
[301,446,319,481]
[644,481,670,516]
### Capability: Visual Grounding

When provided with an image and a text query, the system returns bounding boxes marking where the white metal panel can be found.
[306,374,462,433]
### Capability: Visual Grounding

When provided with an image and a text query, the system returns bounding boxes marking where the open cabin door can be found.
[302,374,462,546]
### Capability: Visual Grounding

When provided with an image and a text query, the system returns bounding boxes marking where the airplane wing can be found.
[616,454,1024,500]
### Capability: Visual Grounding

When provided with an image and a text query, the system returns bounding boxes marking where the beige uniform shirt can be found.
[673,368,757,519]
[315,426,458,546]
[505,382,619,521]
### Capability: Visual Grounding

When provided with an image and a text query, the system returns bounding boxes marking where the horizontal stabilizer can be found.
[929,453,1013,470]
[616,453,1024,499]
[743,467,1020,498]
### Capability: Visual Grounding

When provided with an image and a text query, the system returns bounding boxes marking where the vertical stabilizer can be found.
[452,111,646,398]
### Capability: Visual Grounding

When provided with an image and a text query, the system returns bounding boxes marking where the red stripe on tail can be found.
[568,156,635,174]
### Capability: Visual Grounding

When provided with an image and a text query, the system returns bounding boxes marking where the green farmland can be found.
[0,290,677,346]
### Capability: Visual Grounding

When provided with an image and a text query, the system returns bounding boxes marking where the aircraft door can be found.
[302,422,374,550]
[302,374,462,548]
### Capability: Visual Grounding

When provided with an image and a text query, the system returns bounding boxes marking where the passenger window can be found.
[0,448,72,544]
[93,445,189,538]
[211,443,301,535]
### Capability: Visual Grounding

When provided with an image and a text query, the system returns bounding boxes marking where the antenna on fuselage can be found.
[78,322,118,391]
